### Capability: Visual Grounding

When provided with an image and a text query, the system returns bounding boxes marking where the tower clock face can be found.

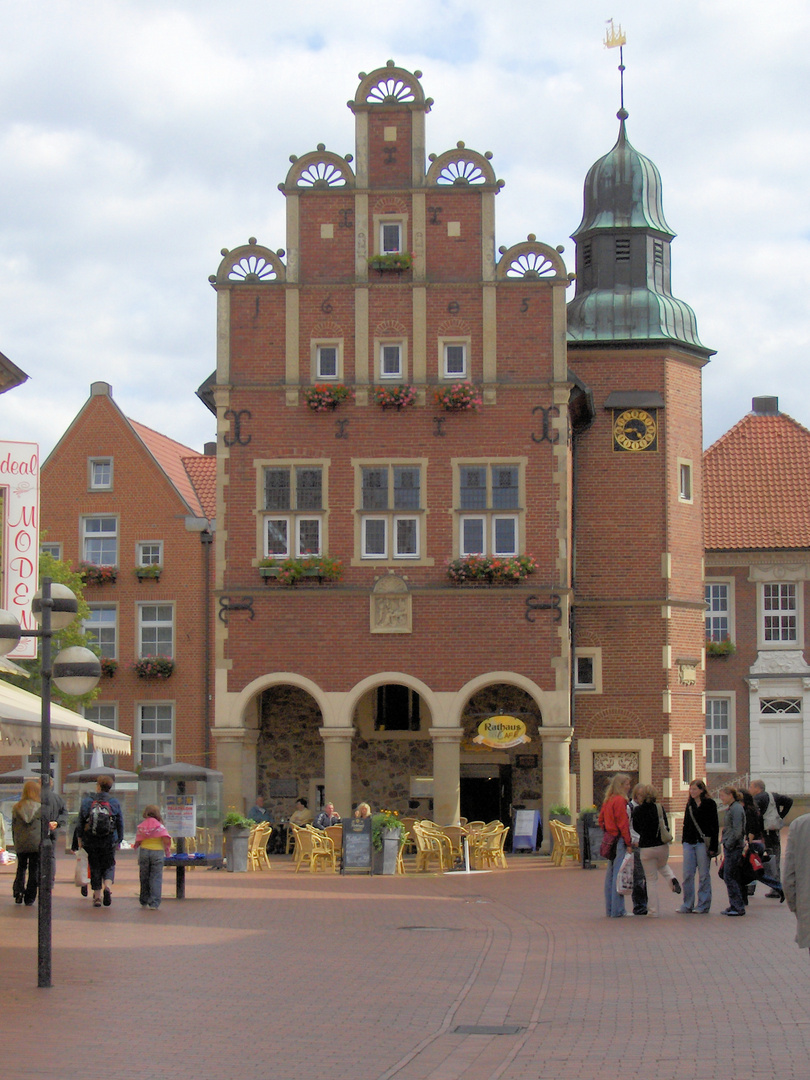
[612,408,658,452]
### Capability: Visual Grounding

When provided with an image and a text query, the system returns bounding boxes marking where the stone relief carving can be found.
[593,751,639,772]
[749,650,810,676]
[370,574,412,634]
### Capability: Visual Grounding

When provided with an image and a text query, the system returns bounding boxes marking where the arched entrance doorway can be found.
[256,684,324,820]
[352,681,433,815]
[460,684,542,827]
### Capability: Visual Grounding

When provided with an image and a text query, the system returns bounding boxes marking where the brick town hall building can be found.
[203,60,712,828]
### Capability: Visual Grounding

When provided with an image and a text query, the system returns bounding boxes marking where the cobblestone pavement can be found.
[2,849,808,1080]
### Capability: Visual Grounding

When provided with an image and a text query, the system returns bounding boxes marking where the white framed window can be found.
[442,342,467,378]
[574,648,603,694]
[678,459,693,503]
[138,703,174,768]
[138,604,173,658]
[705,580,734,643]
[41,542,62,559]
[762,583,798,643]
[706,695,734,770]
[680,744,695,790]
[455,463,523,557]
[315,343,340,380]
[380,342,403,379]
[89,457,112,490]
[263,465,323,558]
[84,605,117,659]
[82,516,118,566]
[380,221,402,254]
[359,464,422,560]
[138,542,162,567]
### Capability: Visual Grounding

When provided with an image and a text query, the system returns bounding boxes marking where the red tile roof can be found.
[183,454,216,520]
[128,419,207,517]
[704,410,810,550]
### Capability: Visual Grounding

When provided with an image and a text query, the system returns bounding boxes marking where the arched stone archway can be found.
[256,684,324,821]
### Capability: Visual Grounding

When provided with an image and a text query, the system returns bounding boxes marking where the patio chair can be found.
[478,825,510,869]
[248,823,272,871]
[555,822,580,865]
[412,822,445,873]
[324,825,343,866]
[439,825,467,862]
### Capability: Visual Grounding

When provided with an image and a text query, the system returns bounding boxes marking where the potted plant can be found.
[223,811,254,873]
[706,637,735,658]
[371,809,407,875]
[548,803,571,825]
[446,553,537,586]
[135,564,162,581]
[303,384,353,412]
[434,383,483,412]
[78,562,117,586]
[368,251,414,273]
[132,655,175,680]
[259,554,343,584]
[100,656,118,678]
[373,385,418,410]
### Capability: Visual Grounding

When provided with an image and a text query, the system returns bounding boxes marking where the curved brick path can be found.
[2,850,808,1080]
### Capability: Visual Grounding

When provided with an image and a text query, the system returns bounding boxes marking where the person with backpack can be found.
[750,779,793,895]
[78,775,124,908]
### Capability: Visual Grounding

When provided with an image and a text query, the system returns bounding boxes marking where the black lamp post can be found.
[0,578,100,987]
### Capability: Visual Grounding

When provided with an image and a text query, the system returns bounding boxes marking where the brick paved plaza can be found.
[2,850,808,1080]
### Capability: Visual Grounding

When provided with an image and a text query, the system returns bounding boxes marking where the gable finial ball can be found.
[208,275,216,283]
[249,237,257,246]
[556,245,564,254]
[345,153,353,162]
[289,154,298,163]
[277,249,285,258]
[485,151,493,160]
[386,59,395,67]
[498,245,507,254]
[317,143,325,151]
[358,72,367,80]
[428,153,437,162]
[457,141,465,149]
[527,234,536,242]
[414,70,422,78]
[221,248,229,256]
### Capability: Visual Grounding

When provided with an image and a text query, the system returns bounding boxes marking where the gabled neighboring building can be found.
[704,395,810,795]
[38,381,215,780]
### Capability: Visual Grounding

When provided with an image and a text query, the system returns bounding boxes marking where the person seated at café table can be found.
[289,798,314,827]
[247,795,273,825]
[353,802,372,819]
[314,802,341,829]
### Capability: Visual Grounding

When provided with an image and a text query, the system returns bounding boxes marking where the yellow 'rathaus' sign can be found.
[473,716,531,750]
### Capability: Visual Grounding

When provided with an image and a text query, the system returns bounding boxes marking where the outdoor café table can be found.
[163,854,224,898]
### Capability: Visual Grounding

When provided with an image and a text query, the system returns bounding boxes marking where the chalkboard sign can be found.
[342,816,373,874]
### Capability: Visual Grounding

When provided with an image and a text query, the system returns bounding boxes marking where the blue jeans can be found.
[722,844,745,913]
[682,842,712,912]
[604,838,628,917]
[138,849,165,908]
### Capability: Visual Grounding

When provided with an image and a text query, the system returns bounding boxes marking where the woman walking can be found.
[598,773,633,918]
[679,779,719,914]
[11,779,53,906]
[632,785,681,917]
[719,785,747,916]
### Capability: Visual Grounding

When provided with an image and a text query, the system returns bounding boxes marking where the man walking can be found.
[750,779,793,897]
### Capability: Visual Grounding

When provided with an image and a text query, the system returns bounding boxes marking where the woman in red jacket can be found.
[598,773,634,917]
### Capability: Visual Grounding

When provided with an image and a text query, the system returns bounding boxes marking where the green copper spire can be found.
[567,109,711,355]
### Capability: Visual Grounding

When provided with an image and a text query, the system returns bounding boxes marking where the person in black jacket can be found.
[78,775,124,908]
[750,779,793,896]
[632,786,681,918]
[679,779,719,914]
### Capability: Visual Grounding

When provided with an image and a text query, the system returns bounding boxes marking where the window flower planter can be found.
[706,638,735,658]
[135,564,163,582]
[132,656,175,679]
[100,657,118,678]
[259,555,343,585]
[434,384,483,412]
[368,252,413,273]
[78,562,118,586]
[447,554,537,586]
[374,385,418,411]
[303,384,353,412]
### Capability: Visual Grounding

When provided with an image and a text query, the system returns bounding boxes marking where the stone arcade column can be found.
[541,728,573,853]
[430,727,464,825]
[211,727,259,815]
[319,726,355,819]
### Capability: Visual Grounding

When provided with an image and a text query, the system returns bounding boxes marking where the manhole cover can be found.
[453,1025,525,1035]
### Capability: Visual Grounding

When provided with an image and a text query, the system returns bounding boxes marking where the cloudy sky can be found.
[0,0,807,461]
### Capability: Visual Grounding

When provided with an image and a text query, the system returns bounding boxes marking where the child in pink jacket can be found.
[132,805,172,909]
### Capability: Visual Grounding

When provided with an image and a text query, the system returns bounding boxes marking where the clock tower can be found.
[566,103,714,811]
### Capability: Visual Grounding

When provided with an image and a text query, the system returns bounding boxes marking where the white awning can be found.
[0,679,131,757]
